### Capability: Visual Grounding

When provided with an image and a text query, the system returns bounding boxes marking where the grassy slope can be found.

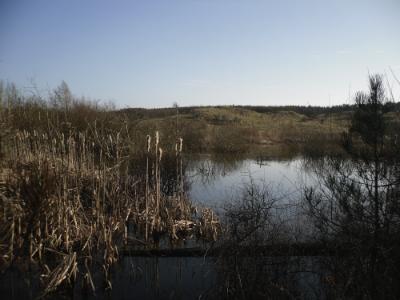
[120,106,351,149]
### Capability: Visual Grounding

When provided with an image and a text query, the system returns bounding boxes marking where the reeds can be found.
[0,126,220,296]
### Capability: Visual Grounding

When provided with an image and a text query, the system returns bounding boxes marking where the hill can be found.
[117,105,359,155]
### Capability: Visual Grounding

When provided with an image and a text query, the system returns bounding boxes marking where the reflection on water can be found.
[188,156,313,208]
[188,156,319,242]
[95,257,217,300]
[0,256,328,300]
[0,156,341,299]
[213,255,328,299]
[0,257,216,300]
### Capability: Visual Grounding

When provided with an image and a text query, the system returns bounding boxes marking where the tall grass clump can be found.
[0,81,220,296]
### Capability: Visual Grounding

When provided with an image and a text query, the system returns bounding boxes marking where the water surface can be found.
[1,156,326,300]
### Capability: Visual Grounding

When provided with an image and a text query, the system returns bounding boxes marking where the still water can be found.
[109,157,322,300]
[188,156,313,208]
[110,157,321,300]
[188,156,318,241]
[1,157,324,300]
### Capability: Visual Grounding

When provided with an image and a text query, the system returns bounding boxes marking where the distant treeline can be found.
[119,102,400,119]
[243,103,400,116]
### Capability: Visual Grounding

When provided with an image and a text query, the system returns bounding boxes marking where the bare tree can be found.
[52,80,72,121]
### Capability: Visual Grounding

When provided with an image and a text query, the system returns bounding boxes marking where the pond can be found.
[1,156,326,300]
[110,156,325,300]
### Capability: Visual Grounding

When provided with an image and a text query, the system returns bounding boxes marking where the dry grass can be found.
[0,126,220,296]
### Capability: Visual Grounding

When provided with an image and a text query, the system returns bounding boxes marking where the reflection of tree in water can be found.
[186,154,247,185]
[211,255,326,299]
[207,178,327,299]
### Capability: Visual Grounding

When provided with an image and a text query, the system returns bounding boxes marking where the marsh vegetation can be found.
[1,75,400,299]
[0,81,220,298]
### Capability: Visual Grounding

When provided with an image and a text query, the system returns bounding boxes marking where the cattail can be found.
[155,131,160,219]
[158,148,163,161]
[155,131,159,147]
[0,119,221,294]
[179,138,183,153]
[146,135,151,152]
[145,135,151,241]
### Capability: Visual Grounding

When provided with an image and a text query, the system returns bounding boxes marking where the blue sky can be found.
[1,0,399,108]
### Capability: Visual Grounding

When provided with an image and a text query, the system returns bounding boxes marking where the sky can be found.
[1,0,400,108]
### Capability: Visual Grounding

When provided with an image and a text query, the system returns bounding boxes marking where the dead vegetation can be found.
[0,96,220,297]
